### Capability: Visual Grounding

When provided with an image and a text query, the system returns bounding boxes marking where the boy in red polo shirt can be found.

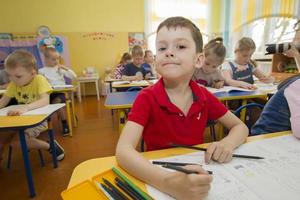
[116,17,248,200]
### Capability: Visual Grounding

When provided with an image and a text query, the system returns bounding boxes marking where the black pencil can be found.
[170,143,264,159]
[163,164,213,175]
[101,183,120,200]
[152,161,200,166]
[103,178,129,200]
[115,177,141,200]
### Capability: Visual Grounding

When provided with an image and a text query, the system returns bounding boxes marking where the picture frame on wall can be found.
[128,32,146,51]
[0,33,12,40]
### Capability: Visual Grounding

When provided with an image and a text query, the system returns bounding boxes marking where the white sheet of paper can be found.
[146,135,300,200]
[0,104,65,116]
[52,85,74,89]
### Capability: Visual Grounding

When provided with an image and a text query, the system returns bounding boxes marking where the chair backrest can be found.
[126,86,143,92]
[233,103,264,132]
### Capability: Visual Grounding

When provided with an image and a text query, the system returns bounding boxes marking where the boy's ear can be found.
[195,53,204,69]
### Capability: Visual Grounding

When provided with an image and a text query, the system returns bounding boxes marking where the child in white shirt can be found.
[39,47,77,136]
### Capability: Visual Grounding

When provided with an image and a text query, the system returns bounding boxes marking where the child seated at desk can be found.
[192,37,226,88]
[252,34,300,138]
[121,45,152,81]
[222,37,274,89]
[0,50,65,161]
[112,52,132,79]
[116,17,248,200]
[39,47,77,136]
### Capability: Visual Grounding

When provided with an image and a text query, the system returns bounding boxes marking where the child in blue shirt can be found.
[252,35,300,138]
[222,37,274,89]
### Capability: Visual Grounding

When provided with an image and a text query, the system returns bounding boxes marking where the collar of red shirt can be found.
[149,78,207,116]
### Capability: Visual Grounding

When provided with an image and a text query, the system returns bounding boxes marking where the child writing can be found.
[252,22,300,138]
[192,37,226,89]
[116,17,248,200]
[39,47,77,136]
[222,37,274,89]
[121,45,152,81]
[0,50,64,161]
[112,52,132,79]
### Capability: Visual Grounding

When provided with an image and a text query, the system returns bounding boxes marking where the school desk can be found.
[77,76,100,102]
[111,79,158,92]
[52,86,78,136]
[0,104,65,197]
[104,90,268,133]
[67,131,291,191]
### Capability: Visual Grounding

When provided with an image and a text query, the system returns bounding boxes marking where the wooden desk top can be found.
[67,131,291,189]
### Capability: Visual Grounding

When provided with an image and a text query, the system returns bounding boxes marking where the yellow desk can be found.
[67,131,291,190]
[52,86,78,136]
[0,104,65,197]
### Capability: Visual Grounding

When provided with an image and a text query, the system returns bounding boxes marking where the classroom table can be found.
[52,86,78,136]
[111,79,158,92]
[67,131,291,191]
[104,90,269,133]
[0,104,65,198]
[77,76,100,102]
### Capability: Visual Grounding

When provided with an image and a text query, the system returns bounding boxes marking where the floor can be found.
[0,96,120,200]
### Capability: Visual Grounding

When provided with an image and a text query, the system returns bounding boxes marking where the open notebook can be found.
[112,80,150,86]
[205,86,253,94]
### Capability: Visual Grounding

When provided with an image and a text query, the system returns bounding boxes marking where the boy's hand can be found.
[135,72,143,81]
[284,43,300,58]
[7,105,29,116]
[240,82,257,90]
[259,76,275,84]
[145,73,152,80]
[58,65,69,71]
[212,80,224,89]
[162,165,212,200]
[205,141,234,164]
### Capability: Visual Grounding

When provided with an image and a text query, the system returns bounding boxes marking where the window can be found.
[145,0,209,53]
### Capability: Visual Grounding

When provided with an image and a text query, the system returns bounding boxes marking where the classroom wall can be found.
[0,0,144,94]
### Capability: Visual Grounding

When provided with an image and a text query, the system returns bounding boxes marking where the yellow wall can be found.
[0,0,144,94]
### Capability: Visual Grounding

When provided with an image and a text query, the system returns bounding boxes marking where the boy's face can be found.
[45,51,60,67]
[155,26,203,80]
[132,55,144,67]
[200,53,223,74]
[235,49,255,65]
[6,66,35,87]
[145,52,154,64]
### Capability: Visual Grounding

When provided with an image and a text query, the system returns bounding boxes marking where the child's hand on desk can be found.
[212,80,224,89]
[162,165,212,200]
[240,82,257,90]
[205,141,234,164]
[7,105,28,116]
[135,72,143,81]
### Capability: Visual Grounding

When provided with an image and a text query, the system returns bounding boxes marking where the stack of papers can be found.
[52,85,74,89]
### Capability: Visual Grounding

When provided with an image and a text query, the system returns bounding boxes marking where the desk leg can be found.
[119,110,126,134]
[19,129,36,198]
[48,120,58,168]
[66,99,73,137]
[95,80,100,101]
[240,99,247,122]
[71,91,78,127]
[77,83,82,103]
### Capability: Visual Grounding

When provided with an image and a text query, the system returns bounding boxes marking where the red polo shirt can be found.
[128,79,228,151]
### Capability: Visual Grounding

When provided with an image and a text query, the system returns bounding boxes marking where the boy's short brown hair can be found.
[43,47,58,58]
[235,37,256,52]
[131,45,144,57]
[5,49,37,71]
[157,16,203,53]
